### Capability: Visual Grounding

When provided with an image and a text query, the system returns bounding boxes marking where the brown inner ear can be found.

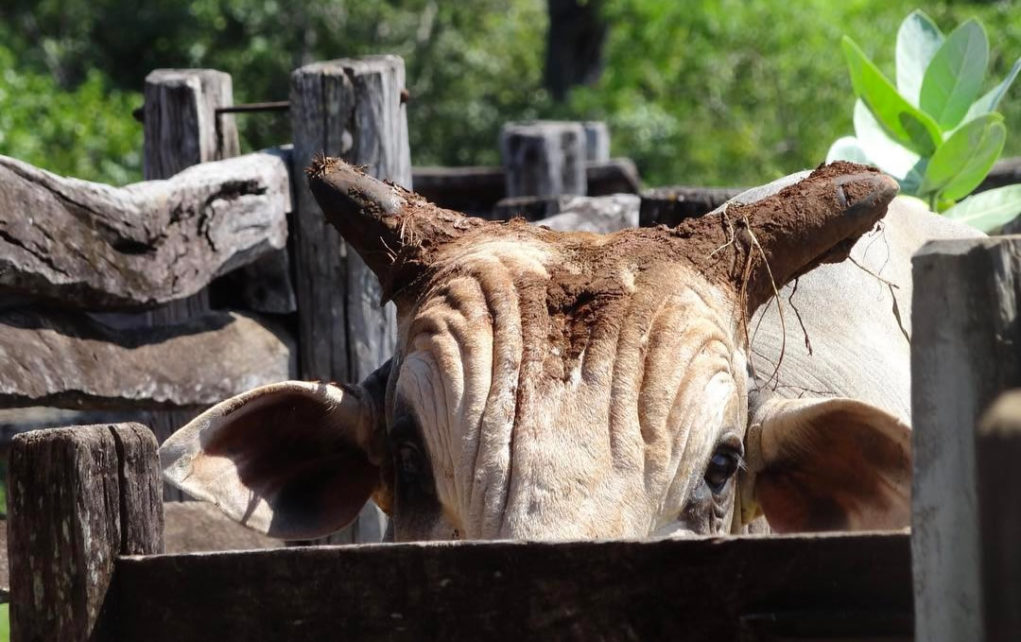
[755,407,911,533]
[197,389,381,539]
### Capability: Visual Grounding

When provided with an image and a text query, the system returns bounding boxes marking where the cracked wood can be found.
[0,150,291,309]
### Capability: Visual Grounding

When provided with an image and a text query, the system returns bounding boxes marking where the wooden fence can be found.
[4,53,1021,640]
[8,235,1021,640]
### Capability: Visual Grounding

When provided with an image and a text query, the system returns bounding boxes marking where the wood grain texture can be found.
[500,121,587,197]
[110,532,911,642]
[977,390,1021,642]
[143,69,239,180]
[290,55,410,386]
[290,56,411,544]
[9,423,162,641]
[0,151,290,309]
[911,237,1021,642]
[0,309,295,409]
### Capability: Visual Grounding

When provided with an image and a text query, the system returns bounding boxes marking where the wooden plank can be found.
[0,309,294,409]
[0,151,290,309]
[411,160,640,216]
[976,390,1021,642]
[639,185,747,227]
[163,503,282,554]
[110,532,911,641]
[492,194,639,232]
[911,237,1021,642]
[500,121,587,197]
[9,423,162,641]
[290,56,411,543]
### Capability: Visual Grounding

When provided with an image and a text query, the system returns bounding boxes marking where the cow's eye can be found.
[397,442,425,478]
[704,446,741,494]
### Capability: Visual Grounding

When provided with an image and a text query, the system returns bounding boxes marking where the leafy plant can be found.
[827,10,1021,232]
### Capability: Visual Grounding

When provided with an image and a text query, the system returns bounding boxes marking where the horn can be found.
[679,161,899,314]
[306,156,482,297]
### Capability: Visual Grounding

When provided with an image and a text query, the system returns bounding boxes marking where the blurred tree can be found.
[0,0,1019,188]
[545,0,607,101]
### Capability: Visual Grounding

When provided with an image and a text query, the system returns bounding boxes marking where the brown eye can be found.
[705,449,740,493]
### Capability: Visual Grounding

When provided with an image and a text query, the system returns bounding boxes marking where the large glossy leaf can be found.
[896,10,944,107]
[942,185,1021,232]
[919,19,988,130]
[842,36,942,156]
[921,113,1005,201]
[826,136,872,164]
[852,99,920,180]
[962,57,1021,124]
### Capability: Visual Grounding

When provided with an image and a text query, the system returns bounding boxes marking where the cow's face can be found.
[160,160,912,541]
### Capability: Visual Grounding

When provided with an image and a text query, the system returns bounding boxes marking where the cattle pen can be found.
[1,55,1020,641]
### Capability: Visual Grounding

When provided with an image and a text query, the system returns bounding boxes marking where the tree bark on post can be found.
[501,121,587,198]
[290,55,411,543]
[8,423,163,641]
[911,238,1021,642]
[142,69,241,497]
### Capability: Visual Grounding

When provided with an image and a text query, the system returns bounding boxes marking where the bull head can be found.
[160,159,907,540]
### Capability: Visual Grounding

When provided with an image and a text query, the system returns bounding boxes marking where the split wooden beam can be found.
[0,151,290,309]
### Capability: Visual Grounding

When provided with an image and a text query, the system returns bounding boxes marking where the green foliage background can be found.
[0,0,1019,188]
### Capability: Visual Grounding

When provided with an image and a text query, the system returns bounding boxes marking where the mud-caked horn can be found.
[306,156,483,297]
[679,161,899,314]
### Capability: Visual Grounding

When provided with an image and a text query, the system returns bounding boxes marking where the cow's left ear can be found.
[740,397,911,533]
[159,381,386,540]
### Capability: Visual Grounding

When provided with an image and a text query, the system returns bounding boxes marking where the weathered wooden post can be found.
[290,55,411,542]
[141,69,243,499]
[501,120,587,197]
[143,69,240,180]
[911,237,1021,642]
[8,423,163,641]
[976,391,1021,642]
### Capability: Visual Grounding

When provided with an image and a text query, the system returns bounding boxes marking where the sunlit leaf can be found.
[942,185,1021,232]
[921,113,1004,201]
[852,99,921,181]
[842,36,942,156]
[826,135,872,164]
[962,57,1021,124]
[919,19,988,130]
[896,10,944,107]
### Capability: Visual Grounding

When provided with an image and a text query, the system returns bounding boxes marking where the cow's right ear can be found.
[159,381,385,540]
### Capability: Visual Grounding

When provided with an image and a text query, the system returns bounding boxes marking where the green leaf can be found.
[842,36,942,156]
[826,136,872,164]
[852,99,920,180]
[900,158,929,196]
[919,19,989,130]
[921,113,1005,201]
[896,10,944,107]
[962,57,1021,124]
[942,185,1021,232]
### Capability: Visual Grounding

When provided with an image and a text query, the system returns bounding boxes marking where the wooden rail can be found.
[7,422,914,641]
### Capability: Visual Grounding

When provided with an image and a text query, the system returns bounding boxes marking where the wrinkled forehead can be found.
[397,225,744,383]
